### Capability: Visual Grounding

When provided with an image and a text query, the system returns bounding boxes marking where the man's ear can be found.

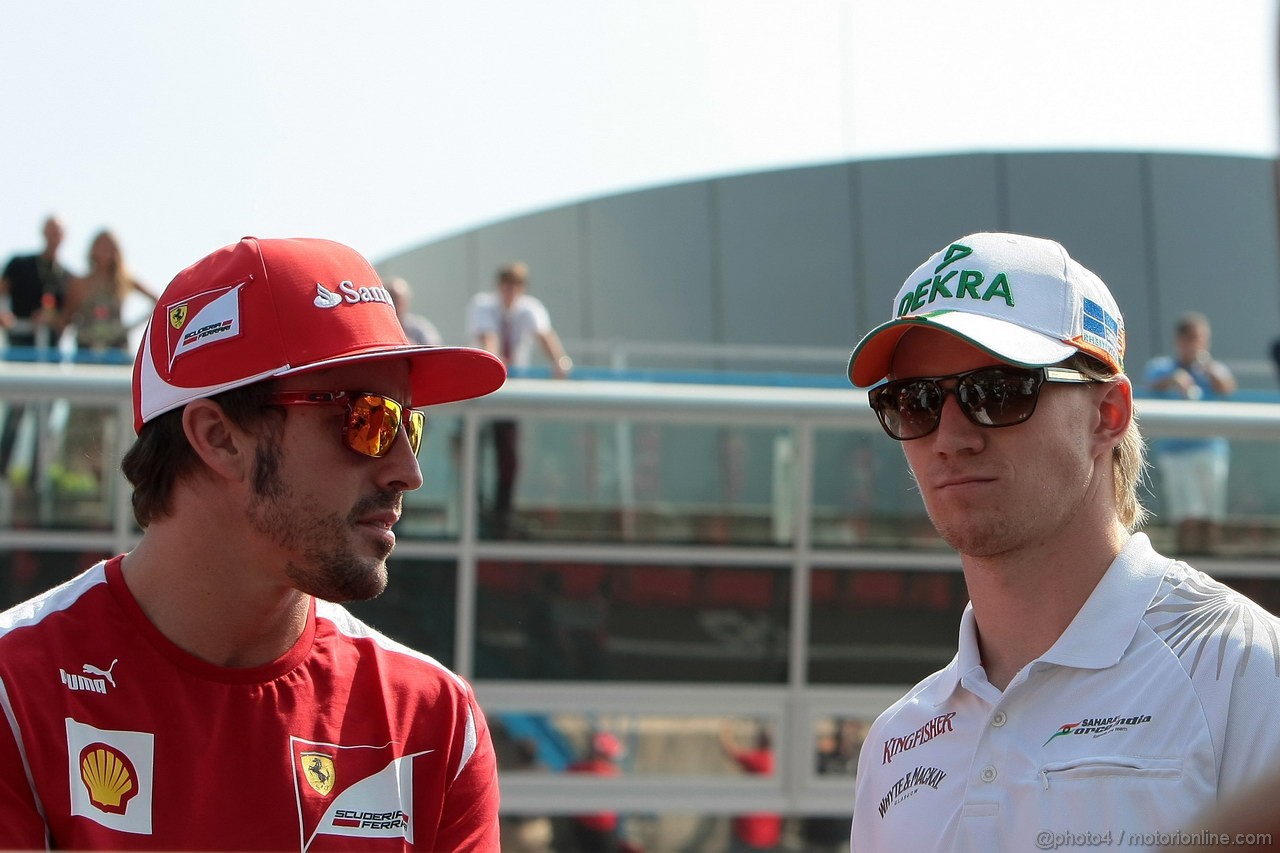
[182,399,252,482]
[1096,375,1134,451]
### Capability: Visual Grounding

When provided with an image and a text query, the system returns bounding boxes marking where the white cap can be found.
[847,232,1125,387]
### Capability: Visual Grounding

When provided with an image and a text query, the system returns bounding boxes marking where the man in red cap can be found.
[0,237,506,850]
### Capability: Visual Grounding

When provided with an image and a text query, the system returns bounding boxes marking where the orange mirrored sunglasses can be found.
[266,391,425,458]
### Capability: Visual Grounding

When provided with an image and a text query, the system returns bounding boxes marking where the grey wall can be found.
[378,152,1280,376]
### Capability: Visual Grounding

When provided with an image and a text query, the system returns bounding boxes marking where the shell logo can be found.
[79,742,139,814]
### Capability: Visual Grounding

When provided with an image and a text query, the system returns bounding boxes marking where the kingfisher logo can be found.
[313,281,393,309]
[882,712,956,764]
[1044,714,1152,746]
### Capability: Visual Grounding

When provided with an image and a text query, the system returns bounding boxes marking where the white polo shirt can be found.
[467,291,551,368]
[851,533,1280,852]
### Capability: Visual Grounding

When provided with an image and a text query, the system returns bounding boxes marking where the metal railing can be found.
[2,362,1280,824]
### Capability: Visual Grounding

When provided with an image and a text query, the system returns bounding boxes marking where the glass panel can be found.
[808,568,966,684]
[476,562,790,682]
[811,715,870,778]
[344,558,457,668]
[2,399,122,531]
[809,429,943,550]
[501,813,817,853]
[398,413,464,539]
[0,549,112,610]
[1144,439,1280,559]
[492,712,778,777]
[473,419,795,546]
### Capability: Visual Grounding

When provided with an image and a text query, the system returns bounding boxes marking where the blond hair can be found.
[1066,353,1149,531]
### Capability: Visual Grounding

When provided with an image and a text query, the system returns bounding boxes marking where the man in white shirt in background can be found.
[844,232,1280,852]
[467,261,572,536]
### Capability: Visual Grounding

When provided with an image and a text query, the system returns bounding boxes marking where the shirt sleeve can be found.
[433,692,500,852]
[523,297,551,334]
[0,679,51,849]
[1214,618,1280,798]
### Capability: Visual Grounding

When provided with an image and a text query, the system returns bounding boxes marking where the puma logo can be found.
[82,660,118,688]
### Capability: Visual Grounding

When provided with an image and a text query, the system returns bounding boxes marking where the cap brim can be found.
[277,344,506,408]
[848,311,1077,387]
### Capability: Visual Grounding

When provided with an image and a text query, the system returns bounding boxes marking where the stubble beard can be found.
[246,440,392,603]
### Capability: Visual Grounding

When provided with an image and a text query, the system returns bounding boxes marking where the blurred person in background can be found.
[719,722,783,853]
[63,229,157,361]
[567,731,624,853]
[388,275,443,346]
[0,215,70,499]
[1144,312,1236,554]
[60,230,159,487]
[467,261,572,537]
[801,718,867,853]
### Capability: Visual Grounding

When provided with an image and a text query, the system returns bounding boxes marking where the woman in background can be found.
[60,230,157,490]
[63,229,156,359]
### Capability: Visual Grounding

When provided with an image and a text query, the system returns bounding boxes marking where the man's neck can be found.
[120,524,312,669]
[963,521,1129,691]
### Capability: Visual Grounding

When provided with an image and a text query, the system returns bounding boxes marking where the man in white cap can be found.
[0,237,506,849]
[846,233,1280,851]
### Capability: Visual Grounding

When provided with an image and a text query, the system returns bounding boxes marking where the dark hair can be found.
[122,382,280,528]
[1175,311,1209,337]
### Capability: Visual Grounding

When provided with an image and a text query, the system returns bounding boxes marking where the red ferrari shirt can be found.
[0,557,499,851]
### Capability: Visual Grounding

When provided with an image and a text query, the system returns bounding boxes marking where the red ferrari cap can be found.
[132,236,505,432]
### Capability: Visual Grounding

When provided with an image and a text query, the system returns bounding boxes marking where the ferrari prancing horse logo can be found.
[302,752,335,796]
[168,304,188,330]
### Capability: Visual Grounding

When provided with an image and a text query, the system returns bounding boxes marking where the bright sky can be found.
[3,0,1276,294]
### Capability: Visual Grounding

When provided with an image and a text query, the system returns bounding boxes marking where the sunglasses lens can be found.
[405,411,425,454]
[346,394,404,458]
[875,379,944,440]
[957,369,1041,426]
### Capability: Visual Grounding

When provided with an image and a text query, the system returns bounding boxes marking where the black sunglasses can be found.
[868,365,1098,441]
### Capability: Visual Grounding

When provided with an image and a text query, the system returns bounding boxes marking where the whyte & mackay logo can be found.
[877,765,947,818]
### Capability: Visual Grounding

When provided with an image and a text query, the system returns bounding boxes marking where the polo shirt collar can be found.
[1038,532,1170,670]
[918,533,1170,705]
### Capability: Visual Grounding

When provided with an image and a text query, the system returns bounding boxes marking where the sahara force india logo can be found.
[882,712,956,764]
[1043,714,1153,746]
